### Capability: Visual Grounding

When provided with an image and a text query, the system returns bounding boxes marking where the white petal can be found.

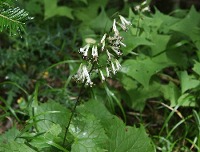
[111,62,116,74]
[113,19,119,35]
[99,70,105,81]
[101,34,107,43]
[115,59,121,70]
[106,67,110,77]
[119,15,131,26]
[106,50,112,60]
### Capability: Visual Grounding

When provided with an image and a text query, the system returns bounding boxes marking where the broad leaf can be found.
[0,127,24,143]
[44,0,73,20]
[70,109,108,152]
[121,58,168,87]
[178,71,200,93]
[0,141,36,152]
[193,60,200,76]
[34,101,70,132]
[106,117,154,152]
[30,124,66,151]
[170,6,200,50]
[89,7,112,32]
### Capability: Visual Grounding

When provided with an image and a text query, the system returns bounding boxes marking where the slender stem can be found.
[62,81,85,146]
[62,63,95,146]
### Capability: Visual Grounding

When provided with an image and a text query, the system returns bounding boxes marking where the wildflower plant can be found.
[63,15,132,146]
[73,15,132,86]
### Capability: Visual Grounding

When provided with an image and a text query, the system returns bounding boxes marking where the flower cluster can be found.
[134,0,150,12]
[74,15,131,86]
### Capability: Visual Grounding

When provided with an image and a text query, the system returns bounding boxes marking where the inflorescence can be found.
[73,15,132,86]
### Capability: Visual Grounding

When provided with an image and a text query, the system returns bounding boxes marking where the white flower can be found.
[111,62,116,74]
[119,15,132,26]
[111,46,122,56]
[116,22,127,31]
[101,34,107,44]
[74,64,93,86]
[135,5,141,11]
[115,59,121,70]
[106,67,110,77]
[101,34,107,51]
[120,41,126,47]
[79,44,90,58]
[82,65,93,86]
[106,49,112,60]
[142,6,150,12]
[113,19,119,36]
[99,70,105,81]
[92,45,98,61]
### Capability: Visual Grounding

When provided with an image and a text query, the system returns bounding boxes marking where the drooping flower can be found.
[92,45,98,61]
[119,15,132,27]
[115,59,121,70]
[111,46,122,56]
[113,19,119,36]
[101,34,107,51]
[106,49,112,60]
[74,64,93,86]
[106,67,110,77]
[111,62,116,74]
[79,44,90,58]
[99,70,105,81]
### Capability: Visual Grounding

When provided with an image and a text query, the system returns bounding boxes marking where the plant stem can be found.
[62,82,85,146]
[62,63,95,146]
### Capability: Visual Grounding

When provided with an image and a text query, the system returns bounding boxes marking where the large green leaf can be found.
[70,108,108,152]
[74,0,108,22]
[0,141,36,152]
[105,117,154,152]
[121,31,154,55]
[30,124,67,152]
[44,0,73,20]
[34,101,70,132]
[193,60,200,76]
[89,7,112,32]
[170,6,200,50]
[81,100,155,151]
[0,127,22,144]
[121,58,169,87]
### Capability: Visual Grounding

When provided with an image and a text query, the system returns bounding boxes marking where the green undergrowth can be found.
[1,0,200,151]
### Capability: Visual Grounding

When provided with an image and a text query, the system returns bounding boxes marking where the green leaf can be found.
[160,82,181,107]
[177,93,196,107]
[0,127,23,143]
[170,6,200,50]
[74,0,108,22]
[0,141,36,152]
[30,124,67,152]
[34,101,70,132]
[121,58,169,87]
[70,109,108,152]
[178,71,200,93]
[106,117,154,152]
[89,7,112,32]
[80,100,155,151]
[150,31,171,56]
[121,31,154,55]
[44,0,73,20]
[193,60,200,76]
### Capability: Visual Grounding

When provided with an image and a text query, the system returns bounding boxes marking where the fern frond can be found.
[0,3,31,35]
